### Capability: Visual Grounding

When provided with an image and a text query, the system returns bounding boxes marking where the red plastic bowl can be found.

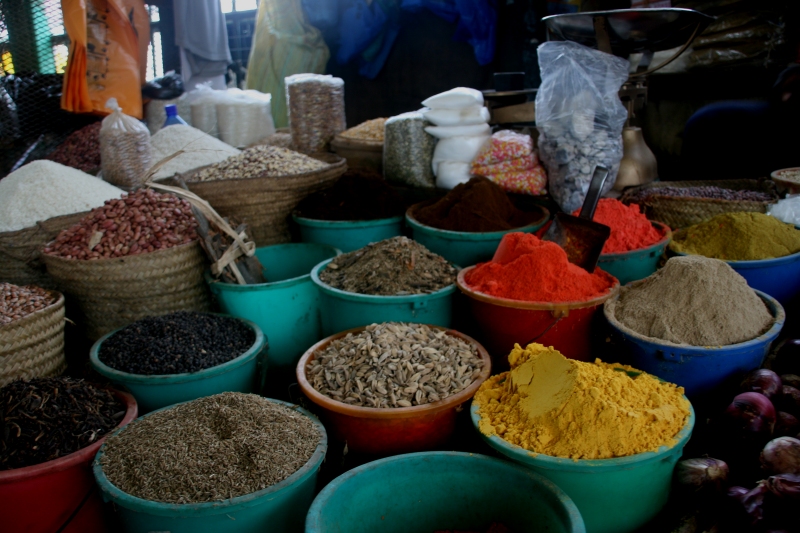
[296,325,492,455]
[0,388,137,533]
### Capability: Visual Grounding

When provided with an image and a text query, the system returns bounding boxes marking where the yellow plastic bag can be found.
[61,0,150,119]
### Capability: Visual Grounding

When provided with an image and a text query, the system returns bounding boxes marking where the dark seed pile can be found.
[98,311,255,375]
[1,377,124,470]
[623,185,774,203]
[99,392,322,504]
[319,236,456,295]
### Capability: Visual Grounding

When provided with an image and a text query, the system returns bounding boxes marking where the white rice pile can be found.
[0,161,124,233]
[148,125,240,180]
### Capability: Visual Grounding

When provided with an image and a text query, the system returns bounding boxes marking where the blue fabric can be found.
[334,0,401,79]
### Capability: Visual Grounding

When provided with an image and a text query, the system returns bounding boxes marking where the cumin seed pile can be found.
[99,392,321,503]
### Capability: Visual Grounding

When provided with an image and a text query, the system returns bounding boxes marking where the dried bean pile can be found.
[191,145,326,182]
[99,392,321,503]
[98,311,255,375]
[319,237,456,295]
[1,377,123,470]
[338,118,386,143]
[1,283,56,325]
[308,322,484,408]
[46,122,102,172]
[43,189,197,260]
[624,186,774,203]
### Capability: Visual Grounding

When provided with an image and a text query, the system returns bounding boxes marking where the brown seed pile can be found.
[308,323,483,408]
[46,122,102,173]
[99,392,322,504]
[190,145,327,182]
[319,237,456,295]
[0,283,57,325]
[338,118,387,143]
[44,189,198,260]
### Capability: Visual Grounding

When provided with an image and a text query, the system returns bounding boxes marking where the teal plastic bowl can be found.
[206,244,339,373]
[405,203,550,267]
[93,398,327,533]
[292,214,403,253]
[597,222,671,285]
[471,400,695,533]
[310,259,455,336]
[89,315,266,413]
[305,452,585,533]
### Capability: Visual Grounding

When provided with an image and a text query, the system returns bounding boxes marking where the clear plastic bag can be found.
[383,111,437,188]
[216,89,276,148]
[100,98,152,189]
[285,74,346,154]
[189,84,225,139]
[535,41,629,212]
[768,195,800,226]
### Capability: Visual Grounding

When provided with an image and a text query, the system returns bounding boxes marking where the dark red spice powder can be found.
[464,233,617,303]
[571,198,666,254]
[294,169,407,221]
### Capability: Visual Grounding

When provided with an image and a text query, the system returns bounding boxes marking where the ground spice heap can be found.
[475,343,691,460]
[99,392,321,503]
[464,233,617,303]
[572,198,665,254]
[191,145,326,181]
[319,237,456,295]
[414,176,541,232]
[608,256,772,346]
[1,283,56,325]
[98,311,255,375]
[294,170,406,221]
[308,322,484,407]
[1,377,123,470]
[338,117,387,142]
[669,212,800,261]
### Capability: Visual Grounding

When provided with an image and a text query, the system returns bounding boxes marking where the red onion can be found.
[761,437,800,475]
[765,473,800,500]
[728,486,749,501]
[741,482,769,527]
[741,369,782,399]
[724,392,777,437]
[781,374,800,390]
[775,412,800,437]
[776,386,800,417]
[675,457,728,493]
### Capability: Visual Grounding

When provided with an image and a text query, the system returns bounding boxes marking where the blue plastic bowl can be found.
[604,288,785,398]
[93,398,327,533]
[292,214,403,253]
[305,452,585,533]
[597,222,671,285]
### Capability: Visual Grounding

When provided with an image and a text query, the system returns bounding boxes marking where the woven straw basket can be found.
[42,241,211,341]
[165,152,347,245]
[0,211,89,289]
[621,179,779,229]
[0,290,67,387]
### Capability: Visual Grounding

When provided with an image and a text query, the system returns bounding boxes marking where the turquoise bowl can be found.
[597,222,671,285]
[305,452,585,533]
[292,214,403,253]
[93,398,327,533]
[89,315,266,413]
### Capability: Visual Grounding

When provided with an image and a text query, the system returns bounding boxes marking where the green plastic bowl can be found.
[292,214,403,253]
[597,222,672,285]
[310,259,456,336]
[405,203,550,267]
[305,452,585,533]
[89,315,266,413]
[471,400,695,533]
[93,398,327,533]
[206,244,339,373]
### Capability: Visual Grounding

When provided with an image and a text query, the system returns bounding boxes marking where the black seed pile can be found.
[1,377,124,470]
[623,185,774,203]
[98,311,256,375]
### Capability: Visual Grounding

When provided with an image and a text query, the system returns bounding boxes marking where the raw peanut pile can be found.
[46,122,102,173]
[44,189,197,260]
[307,322,484,408]
[338,118,387,143]
[1,283,57,325]
[191,145,326,182]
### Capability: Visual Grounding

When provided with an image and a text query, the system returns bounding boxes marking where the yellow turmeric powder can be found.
[669,212,800,261]
[475,344,691,460]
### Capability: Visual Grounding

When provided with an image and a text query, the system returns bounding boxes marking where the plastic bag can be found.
[383,111,437,188]
[145,95,193,134]
[189,84,226,139]
[535,41,629,212]
[422,105,490,126]
[471,130,546,195]
[768,195,800,226]
[424,123,491,139]
[432,134,490,173]
[473,130,533,165]
[285,74,346,154]
[142,71,185,100]
[436,161,472,189]
[100,98,152,189]
[422,87,484,109]
[217,89,276,148]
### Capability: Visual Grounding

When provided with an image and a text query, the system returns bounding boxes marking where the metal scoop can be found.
[542,165,611,273]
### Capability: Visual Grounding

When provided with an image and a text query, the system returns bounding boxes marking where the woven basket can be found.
[0,290,67,387]
[42,241,211,341]
[621,179,779,229]
[331,135,383,173]
[0,211,89,289]
[164,153,347,245]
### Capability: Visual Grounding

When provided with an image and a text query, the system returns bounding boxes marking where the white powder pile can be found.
[149,125,240,180]
[0,161,124,233]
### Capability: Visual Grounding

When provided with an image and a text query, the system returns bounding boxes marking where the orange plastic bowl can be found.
[296,325,492,455]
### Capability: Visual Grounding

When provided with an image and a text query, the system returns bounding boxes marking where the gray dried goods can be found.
[190,145,326,182]
[99,392,322,504]
[1,283,57,325]
[623,185,775,203]
[285,74,346,154]
[383,111,437,188]
[308,322,483,408]
[319,237,456,295]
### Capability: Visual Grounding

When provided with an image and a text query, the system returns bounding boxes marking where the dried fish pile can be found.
[190,145,326,182]
[307,323,484,408]
[99,392,322,504]
[319,237,456,295]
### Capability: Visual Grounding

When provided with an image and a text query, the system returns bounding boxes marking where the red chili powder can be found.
[464,233,617,302]
[571,199,665,254]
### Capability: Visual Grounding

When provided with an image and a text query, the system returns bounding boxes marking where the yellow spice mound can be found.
[475,343,691,460]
